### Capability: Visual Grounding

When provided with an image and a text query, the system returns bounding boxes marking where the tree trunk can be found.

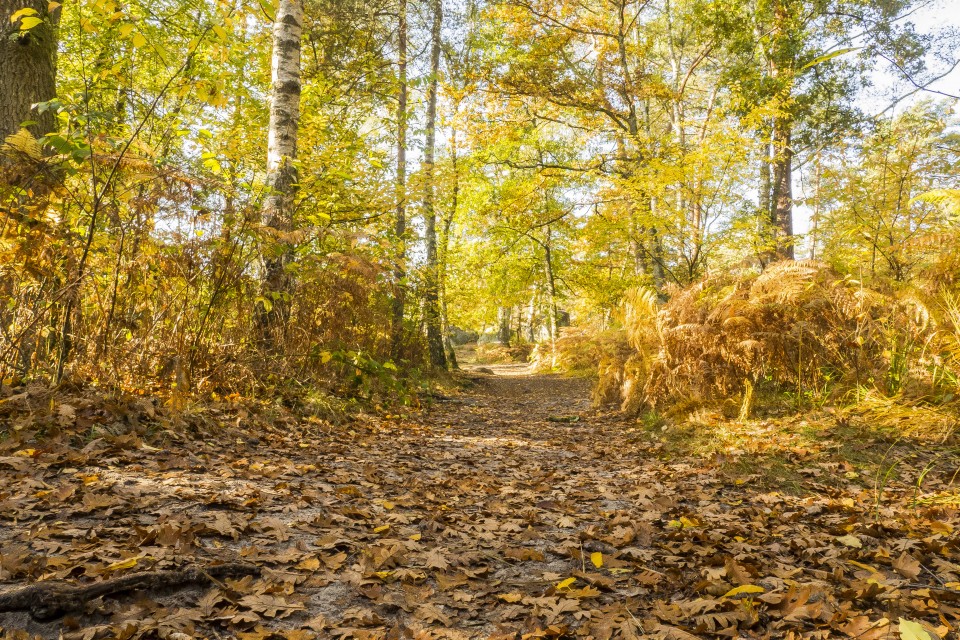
[439,108,460,370]
[767,0,794,261]
[256,0,302,350]
[758,132,772,222]
[423,0,446,369]
[543,228,558,342]
[391,0,408,359]
[809,152,821,261]
[771,115,794,260]
[1,0,59,379]
[497,306,511,345]
[525,292,537,342]
[0,0,58,139]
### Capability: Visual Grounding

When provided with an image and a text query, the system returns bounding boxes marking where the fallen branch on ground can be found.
[0,562,259,621]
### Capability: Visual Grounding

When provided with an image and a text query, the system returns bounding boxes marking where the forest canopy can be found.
[0,0,958,400]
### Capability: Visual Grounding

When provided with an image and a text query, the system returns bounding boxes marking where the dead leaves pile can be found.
[1,375,958,640]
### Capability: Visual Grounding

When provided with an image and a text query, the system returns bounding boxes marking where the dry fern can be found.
[604,262,954,419]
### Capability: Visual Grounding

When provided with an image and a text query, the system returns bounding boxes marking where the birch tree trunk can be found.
[391,0,408,359]
[423,0,446,369]
[257,0,303,349]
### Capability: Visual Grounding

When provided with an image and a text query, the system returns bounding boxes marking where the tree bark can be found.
[439,108,460,370]
[767,0,794,261]
[0,0,58,139]
[391,0,408,359]
[497,306,511,345]
[257,0,302,349]
[771,115,794,260]
[423,0,446,369]
[1,0,58,379]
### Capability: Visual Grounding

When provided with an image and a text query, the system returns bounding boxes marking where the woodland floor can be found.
[0,363,959,640]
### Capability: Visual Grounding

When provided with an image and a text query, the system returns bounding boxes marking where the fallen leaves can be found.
[1,374,959,639]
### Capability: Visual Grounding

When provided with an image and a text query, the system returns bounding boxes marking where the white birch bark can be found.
[264,0,303,231]
[258,0,302,345]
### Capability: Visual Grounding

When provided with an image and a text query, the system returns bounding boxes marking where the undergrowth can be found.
[562,261,960,442]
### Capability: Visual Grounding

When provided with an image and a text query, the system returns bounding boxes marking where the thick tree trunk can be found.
[391,0,408,359]
[1,0,58,380]
[0,0,58,139]
[257,0,302,349]
[423,0,446,369]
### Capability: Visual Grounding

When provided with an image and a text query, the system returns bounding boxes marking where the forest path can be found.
[1,371,955,639]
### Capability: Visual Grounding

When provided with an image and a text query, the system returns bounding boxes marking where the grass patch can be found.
[634,406,960,502]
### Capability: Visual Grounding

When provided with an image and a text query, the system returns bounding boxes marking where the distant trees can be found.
[0,0,957,386]
[816,101,960,280]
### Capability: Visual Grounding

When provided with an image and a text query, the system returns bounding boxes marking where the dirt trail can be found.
[1,370,957,639]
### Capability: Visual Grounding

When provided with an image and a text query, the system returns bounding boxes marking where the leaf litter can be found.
[0,372,958,639]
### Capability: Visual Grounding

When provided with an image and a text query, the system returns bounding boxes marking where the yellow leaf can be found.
[131,32,147,48]
[848,560,880,573]
[667,516,698,529]
[106,557,138,572]
[19,16,43,30]
[590,552,603,568]
[118,23,134,38]
[408,533,421,541]
[296,556,320,571]
[556,577,576,590]
[497,593,523,603]
[213,24,227,41]
[899,618,935,640]
[13,449,36,457]
[930,521,953,535]
[723,584,765,598]
[837,534,862,548]
[382,501,395,510]
[10,8,38,23]
[373,524,390,533]
[48,2,61,12]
